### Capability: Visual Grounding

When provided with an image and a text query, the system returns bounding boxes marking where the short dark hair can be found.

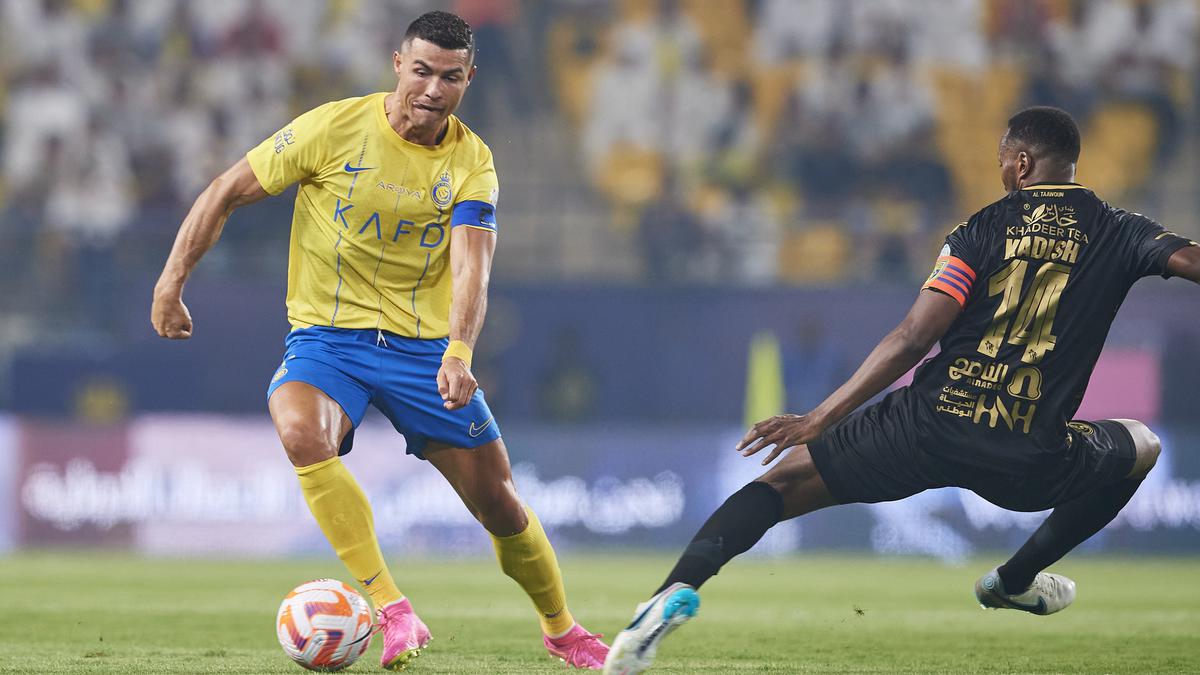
[1006,106,1081,164]
[403,11,474,60]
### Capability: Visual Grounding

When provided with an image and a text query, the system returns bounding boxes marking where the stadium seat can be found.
[1077,103,1157,198]
[751,60,804,139]
[778,224,851,284]
[681,0,751,75]
[931,65,1027,213]
[595,145,665,213]
[547,18,606,128]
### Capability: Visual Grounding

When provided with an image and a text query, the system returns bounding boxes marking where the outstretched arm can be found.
[151,158,269,339]
[437,226,497,410]
[1167,245,1200,284]
[738,289,963,464]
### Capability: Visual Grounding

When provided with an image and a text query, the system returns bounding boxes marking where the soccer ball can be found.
[277,579,374,671]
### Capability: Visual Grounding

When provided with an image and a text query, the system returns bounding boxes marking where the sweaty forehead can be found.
[401,37,471,71]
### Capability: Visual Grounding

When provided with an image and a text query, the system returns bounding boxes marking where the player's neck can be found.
[1020,167,1075,188]
[385,93,449,147]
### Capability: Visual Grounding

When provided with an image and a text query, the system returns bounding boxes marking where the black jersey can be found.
[909,183,1196,468]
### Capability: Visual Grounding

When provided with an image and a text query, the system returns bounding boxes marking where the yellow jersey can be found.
[246,93,498,339]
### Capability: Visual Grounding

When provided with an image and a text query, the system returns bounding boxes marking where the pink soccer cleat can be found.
[544,624,610,670]
[377,598,432,670]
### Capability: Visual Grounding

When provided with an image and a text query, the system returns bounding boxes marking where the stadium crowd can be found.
[0,0,1197,337]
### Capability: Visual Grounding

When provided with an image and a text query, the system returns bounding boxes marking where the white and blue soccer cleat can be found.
[975,567,1076,615]
[603,583,700,675]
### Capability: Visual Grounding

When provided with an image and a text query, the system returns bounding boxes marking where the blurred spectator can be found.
[454,0,529,131]
[638,174,708,283]
[581,25,664,172]
[752,0,843,64]
[1095,0,1197,165]
[42,112,134,332]
[698,183,781,286]
[0,0,1197,340]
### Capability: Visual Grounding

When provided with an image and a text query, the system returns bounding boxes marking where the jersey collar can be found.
[1021,182,1088,190]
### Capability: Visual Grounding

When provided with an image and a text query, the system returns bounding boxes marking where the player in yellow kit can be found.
[151,11,609,671]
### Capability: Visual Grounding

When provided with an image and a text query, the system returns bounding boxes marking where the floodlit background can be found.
[2,0,1199,562]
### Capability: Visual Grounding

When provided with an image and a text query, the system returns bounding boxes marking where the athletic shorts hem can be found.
[807,438,854,505]
[407,430,504,460]
[267,370,366,428]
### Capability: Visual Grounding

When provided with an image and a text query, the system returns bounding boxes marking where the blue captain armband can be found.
[451,200,497,233]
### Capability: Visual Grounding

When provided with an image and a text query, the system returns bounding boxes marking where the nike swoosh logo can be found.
[1007,596,1046,613]
[468,418,494,438]
[624,601,655,631]
[344,162,376,173]
[360,571,382,586]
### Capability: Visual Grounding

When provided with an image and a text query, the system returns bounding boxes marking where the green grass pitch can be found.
[0,553,1196,673]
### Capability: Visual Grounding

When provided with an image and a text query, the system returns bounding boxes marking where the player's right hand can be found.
[151,294,193,339]
[736,413,824,466]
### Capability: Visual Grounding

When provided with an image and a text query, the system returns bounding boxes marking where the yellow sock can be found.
[492,506,575,637]
[295,456,403,609]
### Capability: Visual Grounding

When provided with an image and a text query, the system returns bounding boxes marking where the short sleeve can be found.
[922,215,985,306]
[456,147,498,207]
[1121,212,1199,279]
[245,104,331,195]
[451,147,499,233]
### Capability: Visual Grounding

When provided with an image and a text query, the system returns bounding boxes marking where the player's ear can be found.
[1016,151,1033,185]
[466,63,477,86]
[393,50,403,75]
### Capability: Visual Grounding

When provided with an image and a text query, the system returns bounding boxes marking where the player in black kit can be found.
[603,106,1200,674]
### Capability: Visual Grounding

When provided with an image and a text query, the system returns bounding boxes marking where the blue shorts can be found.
[266,327,501,459]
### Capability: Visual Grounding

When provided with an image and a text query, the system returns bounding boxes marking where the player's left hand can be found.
[736,414,823,466]
[437,358,477,410]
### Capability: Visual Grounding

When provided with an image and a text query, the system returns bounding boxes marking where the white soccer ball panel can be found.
[277,579,373,671]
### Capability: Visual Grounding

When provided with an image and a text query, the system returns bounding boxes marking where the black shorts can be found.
[808,392,1138,512]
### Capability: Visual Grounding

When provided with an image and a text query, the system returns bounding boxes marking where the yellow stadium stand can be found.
[1076,102,1158,199]
[778,223,851,285]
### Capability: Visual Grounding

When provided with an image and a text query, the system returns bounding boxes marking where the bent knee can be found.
[1113,419,1160,478]
[276,419,338,467]
[758,445,821,493]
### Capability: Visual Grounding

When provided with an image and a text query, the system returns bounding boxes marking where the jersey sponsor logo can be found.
[376,181,424,200]
[1006,204,1088,265]
[343,161,376,173]
[432,171,453,209]
[468,417,494,438]
[327,198,447,247]
[937,358,1043,433]
[1022,203,1077,228]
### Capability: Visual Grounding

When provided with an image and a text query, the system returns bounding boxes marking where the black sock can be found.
[997,476,1143,594]
[655,481,785,594]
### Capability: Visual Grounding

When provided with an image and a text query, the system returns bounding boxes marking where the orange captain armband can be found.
[922,255,976,306]
[442,340,473,368]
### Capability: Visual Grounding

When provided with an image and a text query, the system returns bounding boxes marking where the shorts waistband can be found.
[289,326,449,351]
